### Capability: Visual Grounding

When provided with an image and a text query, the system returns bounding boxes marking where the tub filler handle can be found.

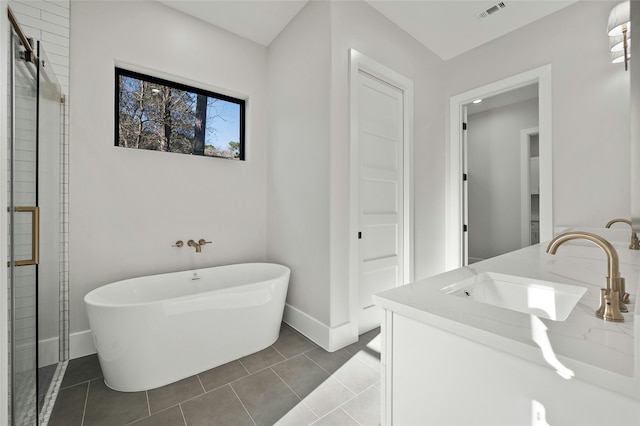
[172,240,184,248]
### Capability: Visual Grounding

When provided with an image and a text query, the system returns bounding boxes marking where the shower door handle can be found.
[14,206,40,266]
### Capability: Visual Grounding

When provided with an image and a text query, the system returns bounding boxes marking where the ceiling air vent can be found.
[477,2,506,19]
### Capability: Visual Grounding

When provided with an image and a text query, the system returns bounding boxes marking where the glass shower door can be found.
[9,28,39,425]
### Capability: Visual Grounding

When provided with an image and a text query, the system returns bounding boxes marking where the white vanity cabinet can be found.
[380,311,639,425]
[374,243,640,425]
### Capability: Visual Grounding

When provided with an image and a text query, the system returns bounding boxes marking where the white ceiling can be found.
[158,0,579,60]
[466,83,539,115]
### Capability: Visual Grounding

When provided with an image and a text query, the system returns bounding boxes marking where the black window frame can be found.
[114,67,246,161]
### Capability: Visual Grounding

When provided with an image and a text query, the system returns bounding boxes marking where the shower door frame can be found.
[4,6,67,424]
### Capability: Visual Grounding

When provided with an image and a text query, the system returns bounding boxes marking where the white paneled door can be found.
[357,70,404,334]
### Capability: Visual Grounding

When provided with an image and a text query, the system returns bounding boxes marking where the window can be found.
[115,68,245,160]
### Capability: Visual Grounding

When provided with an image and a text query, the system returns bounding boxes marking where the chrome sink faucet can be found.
[546,231,626,322]
[605,218,640,250]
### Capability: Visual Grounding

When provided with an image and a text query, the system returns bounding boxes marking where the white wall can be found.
[268,0,445,347]
[267,1,332,326]
[329,1,445,322]
[445,1,630,230]
[467,98,538,261]
[69,1,269,341]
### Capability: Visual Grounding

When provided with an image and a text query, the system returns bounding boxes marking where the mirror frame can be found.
[631,2,639,232]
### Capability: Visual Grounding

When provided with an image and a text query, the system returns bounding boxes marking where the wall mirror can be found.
[447,66,551,268]
[465,84,539,264]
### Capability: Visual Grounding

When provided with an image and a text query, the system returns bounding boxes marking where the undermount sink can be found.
[440,272,587,321]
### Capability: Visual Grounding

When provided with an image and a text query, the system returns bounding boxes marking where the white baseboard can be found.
[283,303,357,352]
[70,330,96,359]
[38,337,59,367]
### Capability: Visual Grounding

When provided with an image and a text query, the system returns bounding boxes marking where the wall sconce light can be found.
[608,1,630,70]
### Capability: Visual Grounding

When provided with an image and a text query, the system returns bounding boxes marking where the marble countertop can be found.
[373,231,640,399]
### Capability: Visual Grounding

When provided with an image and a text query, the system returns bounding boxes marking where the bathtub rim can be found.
[83,262,291,309]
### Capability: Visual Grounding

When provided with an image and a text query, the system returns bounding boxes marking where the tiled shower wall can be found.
[8,0,70,362]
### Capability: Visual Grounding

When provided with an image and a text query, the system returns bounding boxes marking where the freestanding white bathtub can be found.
[84,263,290,392]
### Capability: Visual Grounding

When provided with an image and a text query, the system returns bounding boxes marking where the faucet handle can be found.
[596,289,625,322]
[198,239,212,246]
[172,240,184,248]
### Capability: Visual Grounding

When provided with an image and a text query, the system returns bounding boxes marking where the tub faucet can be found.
[546,231,626,322]
[605,218,640,251]
[187,239,201,253]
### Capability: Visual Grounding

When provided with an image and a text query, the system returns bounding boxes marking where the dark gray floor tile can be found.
[341,385,380,425]
[271,355,329,399]
[147,375,203,414]
[305,348,352,374]
[61,354,103,388]
[232,368,300,426]
[129,405,186,426]
[48,382,88,426]
[239,346,286,374]
[312,408,359,426]
[273,324,317,358]
[198,360,249,392]
[83,379,148,426]
[342,328,380,356]
[181,384,254,426]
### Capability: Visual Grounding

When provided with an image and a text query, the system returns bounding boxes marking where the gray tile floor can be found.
[48,324,381,426]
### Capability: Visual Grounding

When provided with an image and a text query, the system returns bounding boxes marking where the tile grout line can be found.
[123,402,189,426]
[302,352,341,377]
[342,406,364,426]
[238,351,286,376]
[195,374,206,394]
[229,383,258,426]
[145,390,151,417]
[178,404,188,426]
[59,376,102,391]
[80,380,90,426]
[269,366,303,401]
[237,358,251,375]
[301,351,378,405]
[317,349,380,395]
[271,344,286,359]
[338,381,380,414]
[297,353,359,419]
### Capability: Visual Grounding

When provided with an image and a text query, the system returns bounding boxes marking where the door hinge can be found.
[462,122,467,130]
[463,224,468,232]
[463,173,468,181]
[358,232,362,239]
